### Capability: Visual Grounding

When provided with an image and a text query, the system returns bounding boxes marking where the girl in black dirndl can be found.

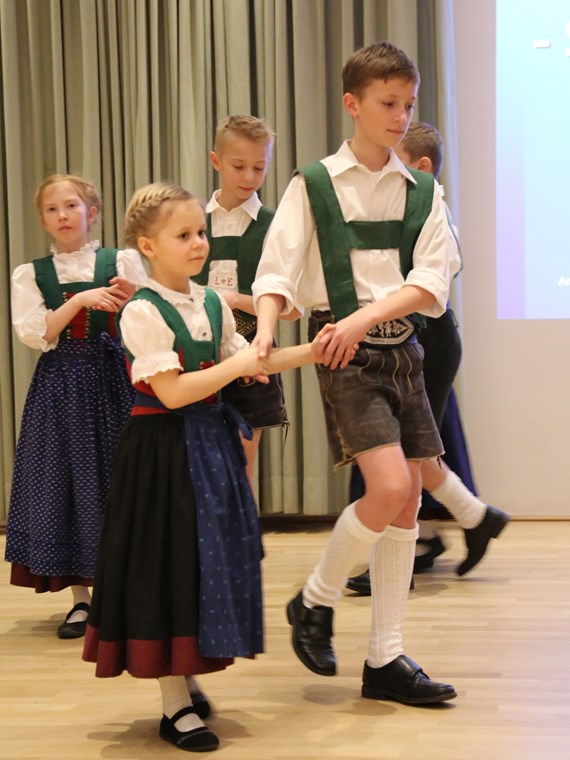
[83,183,324,753]
[6,174,146,638]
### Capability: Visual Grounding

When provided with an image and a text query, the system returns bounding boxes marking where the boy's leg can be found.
[362,456,456,705]
[287,445,412,676]
[422,458,510,575]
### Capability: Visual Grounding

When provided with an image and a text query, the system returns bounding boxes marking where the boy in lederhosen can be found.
[252,42,461,705]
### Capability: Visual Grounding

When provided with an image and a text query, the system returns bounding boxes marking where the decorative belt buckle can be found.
[364,316,414,346]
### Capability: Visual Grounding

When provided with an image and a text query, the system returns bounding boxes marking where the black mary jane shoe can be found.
[57,602,90,639]
[190,689,211,719]
[362,655,457,705]
[159,706,219,752]
[286,590,336,676]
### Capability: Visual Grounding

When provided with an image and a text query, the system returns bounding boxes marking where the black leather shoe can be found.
[414,534,446,573]
[159,706,219,752]
[190,689,211,719]
[457,505,510,576]
[346,569,414,595]
[286,590,336,676]
[362,655,457,705]
[57,602,90,639]
[346,569,371,596]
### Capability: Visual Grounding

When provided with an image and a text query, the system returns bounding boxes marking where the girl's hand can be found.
[232,346,270,385]
[78,284,130,312]
[312,322,360,368]
[109,276,136,299]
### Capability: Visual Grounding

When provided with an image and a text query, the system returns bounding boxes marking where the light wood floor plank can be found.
[1,522,569,759]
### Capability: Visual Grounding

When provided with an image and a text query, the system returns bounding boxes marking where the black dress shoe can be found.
[346,569,414,595]
[159,706,219,752]
[286,590,336,676]
[413,534,446,573]
[362,655,457,705]
[190,689,211,719]
[457,505,510,576]
[57,602,90,639]
[346,569,371,596]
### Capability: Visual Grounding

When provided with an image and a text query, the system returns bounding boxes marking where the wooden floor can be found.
[1,522,569,760]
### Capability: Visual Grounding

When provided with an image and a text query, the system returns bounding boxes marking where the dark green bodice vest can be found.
[297,162,434,322]
[193,207,275,295]
[32,247,119,339]
[121,286,222,373]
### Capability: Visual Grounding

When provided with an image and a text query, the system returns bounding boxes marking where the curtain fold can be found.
[0,0,455,521]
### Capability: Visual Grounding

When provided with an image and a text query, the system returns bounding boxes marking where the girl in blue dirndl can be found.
[6,174,146,639]
[82,182,326,753]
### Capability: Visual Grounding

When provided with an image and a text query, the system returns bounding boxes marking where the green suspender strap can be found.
[297,162,434,321]
[90,248,119,333]
[195,208,275,294]
[32,256,64,311]
[124,287,223,373]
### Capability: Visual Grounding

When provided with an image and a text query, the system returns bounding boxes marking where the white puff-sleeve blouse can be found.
[119,278,248,384]
[11,240,148,352]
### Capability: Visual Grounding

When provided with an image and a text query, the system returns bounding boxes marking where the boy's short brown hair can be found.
[213,115,275,153]
[342,40,419,99]
[402,122,444,180]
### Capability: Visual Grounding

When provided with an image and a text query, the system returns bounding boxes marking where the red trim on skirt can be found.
[10,563,92,593]
[83,625,234,678]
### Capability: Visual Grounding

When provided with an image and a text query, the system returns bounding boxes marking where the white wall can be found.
[453,0,569,516]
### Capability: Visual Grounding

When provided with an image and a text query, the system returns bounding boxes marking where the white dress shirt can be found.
[11,240,148,351]
[252,141,461,318]
[120,278,248,384]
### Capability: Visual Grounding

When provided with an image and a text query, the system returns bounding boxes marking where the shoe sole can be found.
[159,728,219,752]
[286,600,336,677]
[361,685,457,705]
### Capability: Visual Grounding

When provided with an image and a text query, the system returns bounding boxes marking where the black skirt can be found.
[83,414,233,678]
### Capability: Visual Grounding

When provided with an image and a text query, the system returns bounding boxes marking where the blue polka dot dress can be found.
[5,249,134,591]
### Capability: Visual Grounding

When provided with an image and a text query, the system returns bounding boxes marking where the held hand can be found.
[314,313,369,369]
[109,276,136,300]
[79,284,131,313]
[233,346,269,384]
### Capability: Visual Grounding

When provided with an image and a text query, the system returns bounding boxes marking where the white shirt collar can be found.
[205,189,262,220]
[328,141,416,184]
[146,277,206,309]
[50,239,100,257]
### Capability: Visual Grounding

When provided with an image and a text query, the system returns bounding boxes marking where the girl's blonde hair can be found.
[34,174,102,219]
[124,182,195,250]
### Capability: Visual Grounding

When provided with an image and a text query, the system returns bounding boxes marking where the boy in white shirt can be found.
[252,41,461,705]
[194,115,290,485]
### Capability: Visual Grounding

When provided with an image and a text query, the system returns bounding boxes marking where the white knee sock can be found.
[303,503,382,609]
[429,470,486,529]
[367,524,418,668]
[158,676,204,732]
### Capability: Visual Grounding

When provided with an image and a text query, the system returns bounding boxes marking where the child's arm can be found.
[43,284,131,343]
[148,346,266,409]
[252,293,286,358]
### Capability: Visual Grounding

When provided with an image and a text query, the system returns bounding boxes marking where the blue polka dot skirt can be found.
[5,334,134,591]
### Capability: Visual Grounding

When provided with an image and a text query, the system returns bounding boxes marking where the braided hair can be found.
[124,182,195,250]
